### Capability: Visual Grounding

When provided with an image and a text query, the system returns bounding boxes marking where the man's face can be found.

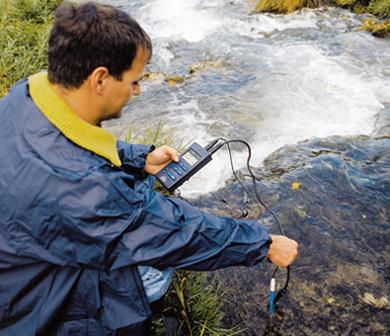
[101,47,149,122]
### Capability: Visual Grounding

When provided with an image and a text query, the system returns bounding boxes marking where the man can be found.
[0,1,298,335]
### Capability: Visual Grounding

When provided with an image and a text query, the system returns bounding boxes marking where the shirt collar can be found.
[28,72,122,167]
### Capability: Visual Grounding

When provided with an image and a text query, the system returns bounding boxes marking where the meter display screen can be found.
[182,149,200,166]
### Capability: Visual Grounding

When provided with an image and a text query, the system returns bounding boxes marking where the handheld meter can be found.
[156,142,212,192]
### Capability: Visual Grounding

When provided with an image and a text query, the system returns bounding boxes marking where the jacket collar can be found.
[28,72,122,167]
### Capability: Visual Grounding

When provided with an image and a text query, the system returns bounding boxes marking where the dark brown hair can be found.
[48,1,152,88]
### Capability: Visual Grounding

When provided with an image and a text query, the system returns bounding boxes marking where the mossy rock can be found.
[335,0,356,6]
[143,71,166,82]
[165,75,186,87]
[188,59,223,74]
[253,0,390,38]
[359,18,390,37]
[254,0,320,14]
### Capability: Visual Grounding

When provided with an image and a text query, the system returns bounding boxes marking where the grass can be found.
[126,121,187,150]
[151,271,242,336]
[368,0,390,19]
[126,121,188,195]
[0,0,58,98]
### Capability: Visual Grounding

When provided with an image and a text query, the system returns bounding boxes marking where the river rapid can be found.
[104,0,390,200]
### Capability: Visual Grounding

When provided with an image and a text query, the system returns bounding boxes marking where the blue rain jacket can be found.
[0,78,272,335]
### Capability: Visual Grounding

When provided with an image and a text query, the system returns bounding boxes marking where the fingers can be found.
[161,145,179,162]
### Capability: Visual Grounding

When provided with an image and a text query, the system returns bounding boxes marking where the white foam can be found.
[179,43,386,197]
[139,0,222,42]
[230,11,318,37]
[234,44,383,166]
[259,44,380,136]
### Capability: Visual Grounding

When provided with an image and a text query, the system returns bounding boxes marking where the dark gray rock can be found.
[190,135,390,336]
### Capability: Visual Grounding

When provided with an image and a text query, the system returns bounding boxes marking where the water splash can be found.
[104,2,390,198]
[134,0,222,42]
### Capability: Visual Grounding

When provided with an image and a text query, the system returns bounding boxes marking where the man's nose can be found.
[132,83,141,96]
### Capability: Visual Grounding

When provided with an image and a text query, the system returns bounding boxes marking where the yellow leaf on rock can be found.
[291,182,300,190]
[327,297,335,304]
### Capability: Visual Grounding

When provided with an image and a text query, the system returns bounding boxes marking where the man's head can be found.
[47,1,152,124]
[48,1,152,88]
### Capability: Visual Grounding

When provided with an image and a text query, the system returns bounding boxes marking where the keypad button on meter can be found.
[173,167,183,175]
[178,162,187,171]
[167,172,176,180]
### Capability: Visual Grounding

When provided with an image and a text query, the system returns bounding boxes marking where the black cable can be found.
[217,138,251,202]
[225,142,250,205]
[209,138,284,232]
[208,138,290,305]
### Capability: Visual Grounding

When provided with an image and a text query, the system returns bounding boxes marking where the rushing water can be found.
[104,0,390,198]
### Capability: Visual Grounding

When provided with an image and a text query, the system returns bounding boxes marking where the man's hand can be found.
[267,235,298,268]
[145,145,179,175]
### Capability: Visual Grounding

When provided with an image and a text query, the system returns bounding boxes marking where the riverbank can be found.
[254,0,390,36]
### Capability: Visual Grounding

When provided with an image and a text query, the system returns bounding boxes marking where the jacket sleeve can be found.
[55,168,272,272]
[114,191,272,271]
[116,140,154,173]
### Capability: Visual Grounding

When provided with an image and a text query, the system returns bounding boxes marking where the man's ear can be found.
[90,67,110,95]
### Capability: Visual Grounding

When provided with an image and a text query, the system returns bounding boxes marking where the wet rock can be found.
[143,60,224,88]
[190,134,390,335]
[253,0,322,15]
[165,75,186,87]
[143,71,166,82]
[188,59,223,74]
[142,72,187,86]
[359,18,390,38]
[362,293,390,309]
